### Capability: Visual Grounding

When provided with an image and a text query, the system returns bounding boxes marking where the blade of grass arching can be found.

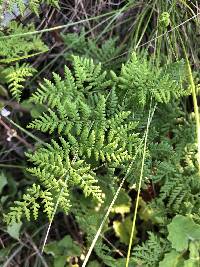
[170,11,181,60]
[82,103,156,267]
[94,2,132,43]
[139,13,200,49]
[126,100,156,267]
[0,164,25,169]
[178,0,196,17]
[0,11,117,39]
[30,11,121,81]
[130,13,147,52]
[103,12,200,67]
[165,32,178,62]
[0,49,49,63]
[134,5,155,50]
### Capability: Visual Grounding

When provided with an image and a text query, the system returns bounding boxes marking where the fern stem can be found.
[126,101,156,267]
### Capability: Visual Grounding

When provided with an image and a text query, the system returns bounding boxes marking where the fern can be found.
[114,53,188,109]
[5,55,140,223]
[0,22,47,60]
[62,30,125,70]
[28,56,139,165]
[4,52,194,267]
[2,63,36,101]
[0,0,59,18]
[4,184,55,224]
[0,22,47,100]
[132,232,170,266]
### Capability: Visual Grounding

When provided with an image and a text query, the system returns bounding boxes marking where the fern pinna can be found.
[4,56,140,224]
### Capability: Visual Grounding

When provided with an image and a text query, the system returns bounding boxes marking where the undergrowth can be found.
[0,1,200,267]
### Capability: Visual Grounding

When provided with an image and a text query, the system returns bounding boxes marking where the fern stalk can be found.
[126,101,155,267]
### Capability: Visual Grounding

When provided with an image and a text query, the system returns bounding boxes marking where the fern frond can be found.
[132,232,170,267]
[0,22,47,59]
[2,63,36,101]
[117,53,188,109]
[4,184,48,224]
[62,31,124,70]
[72,56,111,92]
[0,0,59,17]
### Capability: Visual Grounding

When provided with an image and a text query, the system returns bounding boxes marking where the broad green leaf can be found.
[21,101,46,118]
[7,221,22,240]
[138,198,165,224]
[184,259,199,267]
[44,241,61,257]
[159,250,184,267]
[184,241,200,267]
[58,236,81,256]
[44,235,81,260]
[167,215,200,252]
[45,236,81,267]
[54,255,67,267]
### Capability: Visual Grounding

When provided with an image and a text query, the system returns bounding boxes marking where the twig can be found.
[0,116,33,150]
[25,233,49,267]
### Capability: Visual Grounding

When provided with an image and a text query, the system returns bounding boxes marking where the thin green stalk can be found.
[82,137,145,267]
[178,32,200,173]
[0,164,25,169]
[186,58,200,172]
[135,3,155,50]
[0,49,49,63]
[0,11,117,39]
[126,101,156,267]
[5,117,45,145]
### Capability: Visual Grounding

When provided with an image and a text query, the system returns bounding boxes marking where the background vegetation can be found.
[0,0,200,266]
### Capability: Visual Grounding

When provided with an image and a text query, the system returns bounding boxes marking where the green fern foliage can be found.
[0,22,47,61]
[62,31,125,70]
[114,53,188,109]
[5,55,140,223]
[2,63,36,101]
[0,22,47,100]
[28,56,139,165]
[132,232,170,266]
[0,0,59,18]
[4,51,196,267]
